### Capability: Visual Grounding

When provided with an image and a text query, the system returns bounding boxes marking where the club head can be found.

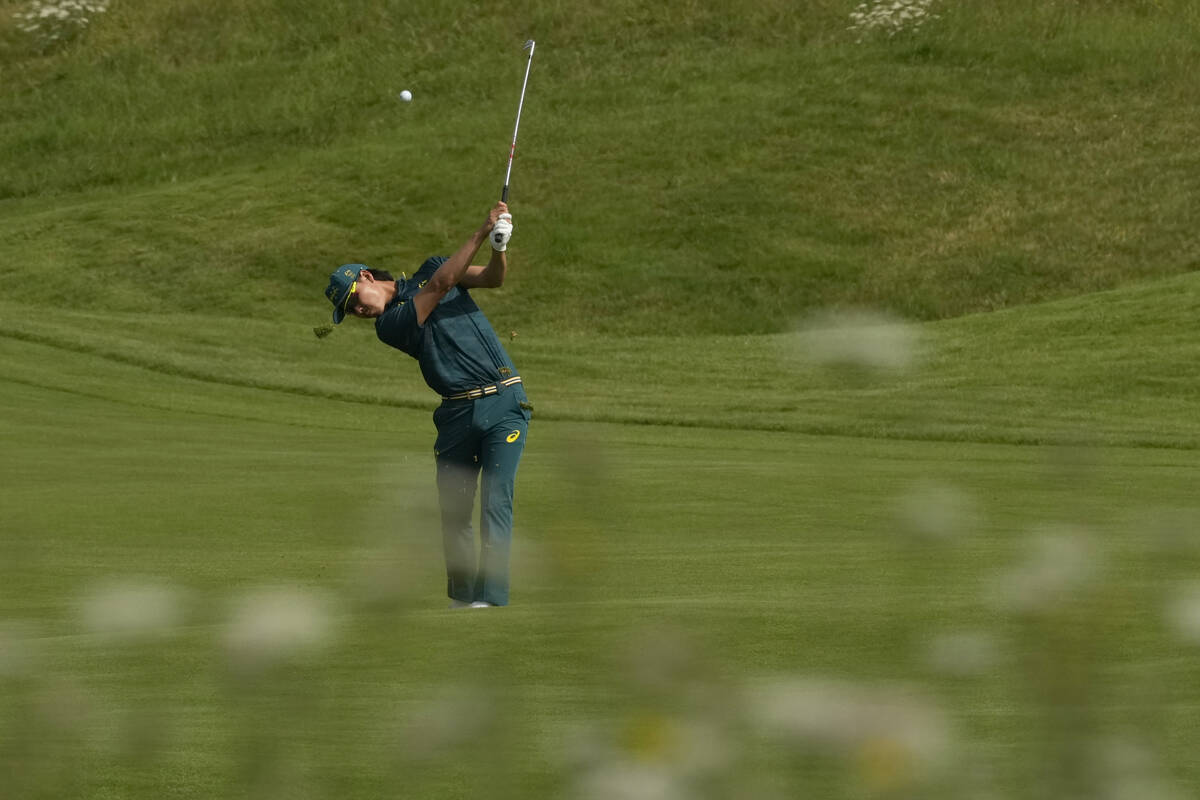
[522,39,535,53]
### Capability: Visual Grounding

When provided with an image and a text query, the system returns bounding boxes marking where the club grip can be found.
[501,185,509,202]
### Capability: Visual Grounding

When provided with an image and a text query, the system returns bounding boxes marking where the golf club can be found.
[501,39,536,203]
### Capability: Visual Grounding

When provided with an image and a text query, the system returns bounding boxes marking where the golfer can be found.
[324,201,529,608]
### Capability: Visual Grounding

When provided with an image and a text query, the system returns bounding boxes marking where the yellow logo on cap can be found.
[506,430,521,443]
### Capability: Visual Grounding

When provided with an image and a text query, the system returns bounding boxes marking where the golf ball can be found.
[399,90,412,102]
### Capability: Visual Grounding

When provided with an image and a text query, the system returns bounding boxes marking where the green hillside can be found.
[2,0,1199,334]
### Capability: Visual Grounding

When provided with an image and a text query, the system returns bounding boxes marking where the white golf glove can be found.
[491,213,514,251]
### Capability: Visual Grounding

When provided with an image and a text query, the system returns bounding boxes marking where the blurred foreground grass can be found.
[3,329,1200,797]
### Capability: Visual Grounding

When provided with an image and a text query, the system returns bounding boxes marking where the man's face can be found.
[344,271,390,319]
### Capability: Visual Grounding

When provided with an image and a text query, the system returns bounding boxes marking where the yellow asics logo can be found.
[506,430,521,443]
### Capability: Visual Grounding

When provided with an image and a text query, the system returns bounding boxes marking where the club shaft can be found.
[502,41,535,201]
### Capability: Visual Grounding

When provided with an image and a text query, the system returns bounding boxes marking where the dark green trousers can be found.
[433,387,530,606]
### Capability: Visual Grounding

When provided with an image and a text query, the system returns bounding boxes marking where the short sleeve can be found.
[373,256,447,356]
[413,256,445,288]
[375,296,422,356]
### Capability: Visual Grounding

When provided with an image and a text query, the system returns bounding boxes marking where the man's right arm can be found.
[412,202,507,325]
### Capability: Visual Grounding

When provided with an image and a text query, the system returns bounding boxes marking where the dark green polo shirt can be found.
[375,257,519,397]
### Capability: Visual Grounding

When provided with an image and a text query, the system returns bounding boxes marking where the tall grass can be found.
[2,0,1198,333]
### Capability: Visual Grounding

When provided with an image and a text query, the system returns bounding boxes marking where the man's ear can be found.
[359,269,375,283]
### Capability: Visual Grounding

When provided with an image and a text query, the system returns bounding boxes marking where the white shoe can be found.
[449,599,472,609]
[469,601,496,608]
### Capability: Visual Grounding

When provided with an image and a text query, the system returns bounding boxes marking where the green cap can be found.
[325,264,366,324]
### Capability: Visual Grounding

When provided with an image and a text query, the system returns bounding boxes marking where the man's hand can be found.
[491,213,514,252]
[483,201,509,233]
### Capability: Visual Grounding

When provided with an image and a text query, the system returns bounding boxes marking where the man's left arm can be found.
[459,210,513,289]
[459,249,507,289]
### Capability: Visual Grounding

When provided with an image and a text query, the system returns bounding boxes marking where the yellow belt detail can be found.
[442,376,522,401]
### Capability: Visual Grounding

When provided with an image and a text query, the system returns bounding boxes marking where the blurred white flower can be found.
[80,579,184,640]
[1165,583,1200,645]
[791,308,920,373]
[224,586,335,674]
[924,630,1002,676]
[1092,736,1188,800]
[748,678,952,777]
[576,762,687,800]
[989,525,1100,614]
[561,708,737,799]
[750,678,862,745]
[895,480,977,542]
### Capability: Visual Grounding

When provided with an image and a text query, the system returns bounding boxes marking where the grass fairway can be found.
[4,329,1200,797]
[4,0,1200,796]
